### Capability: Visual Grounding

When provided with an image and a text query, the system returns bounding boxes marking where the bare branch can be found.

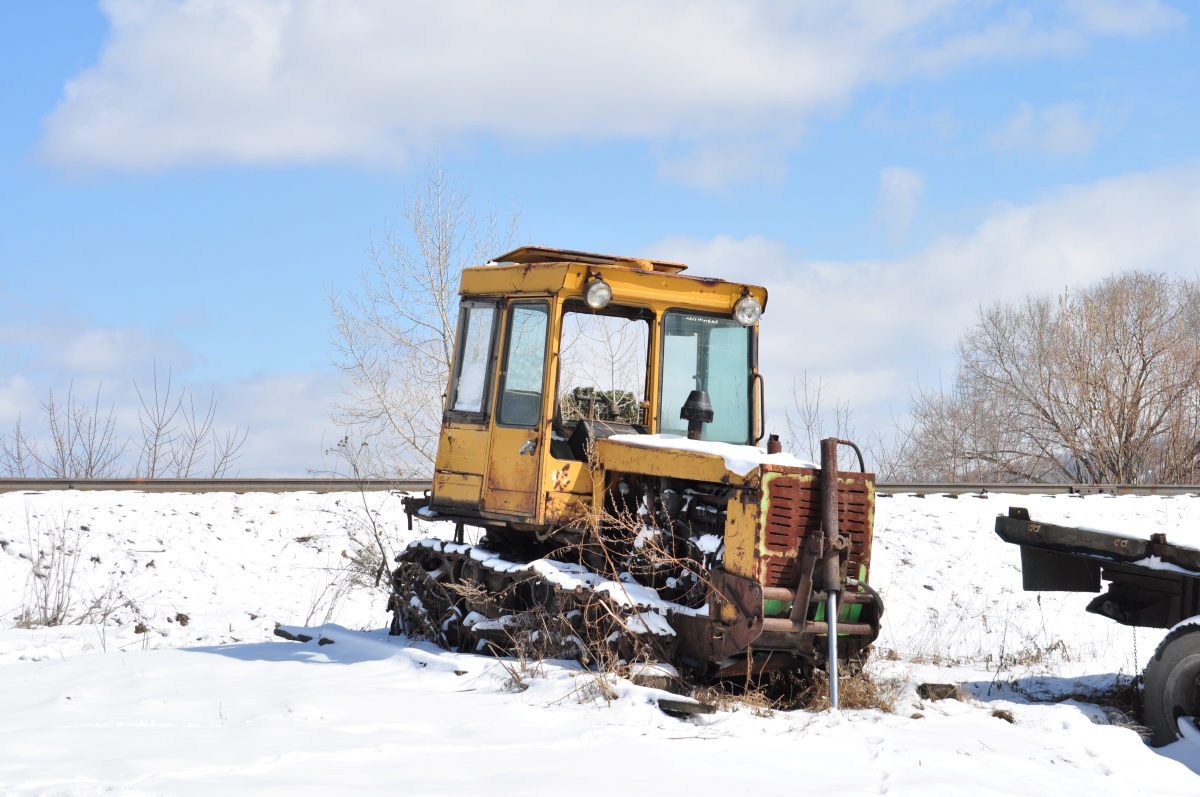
[891,272,1200,484]
[0,414,40,478]
[134,362,182,478]
[329,159,523,477]
[31,384,126,479]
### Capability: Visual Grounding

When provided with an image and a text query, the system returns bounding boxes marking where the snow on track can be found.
[0,488,1198,794]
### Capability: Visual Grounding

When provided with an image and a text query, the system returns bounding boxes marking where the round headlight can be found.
[734,296,762,326]
[584,278,613,309]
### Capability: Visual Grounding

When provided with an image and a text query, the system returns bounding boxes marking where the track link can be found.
[388,538,702,666]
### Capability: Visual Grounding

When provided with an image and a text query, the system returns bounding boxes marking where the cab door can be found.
[484,301,550,517]
[431,300,500,510]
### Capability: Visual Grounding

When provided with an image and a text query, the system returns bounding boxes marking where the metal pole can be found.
[827,590,839,710]
[820,438,842,711]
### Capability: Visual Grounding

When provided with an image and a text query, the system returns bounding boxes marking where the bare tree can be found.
[0,369,245,480]
[134,364,181,478]
[861,409,919,482]
[783,372,855,465]
[0,415,38,477]
[321,434,396,587]
[34,385,126,479]
[134,364,247,478]
[893,272,1200,484]
[775,373,911,476]
[329,161,522,477]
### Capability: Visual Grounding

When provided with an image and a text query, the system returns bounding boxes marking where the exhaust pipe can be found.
[820,438,842,710]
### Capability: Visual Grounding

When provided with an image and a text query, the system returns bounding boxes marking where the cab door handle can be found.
[518,440,536,456]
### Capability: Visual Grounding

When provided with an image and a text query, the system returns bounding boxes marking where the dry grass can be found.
[693,682,778,718]
[693,669,898,716]
[15,508,85,628]
[794,670,899,713]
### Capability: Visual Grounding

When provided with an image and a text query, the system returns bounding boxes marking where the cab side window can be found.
[498,302,550,426]
[447,301,499,418]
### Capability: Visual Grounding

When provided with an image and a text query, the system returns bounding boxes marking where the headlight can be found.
[734,296,762,326]
[584,278,613,309]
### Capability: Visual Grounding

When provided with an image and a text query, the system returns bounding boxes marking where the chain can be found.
[1132,627,1139,680]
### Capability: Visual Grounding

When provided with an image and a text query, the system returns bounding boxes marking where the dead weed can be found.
[693,669,898,716]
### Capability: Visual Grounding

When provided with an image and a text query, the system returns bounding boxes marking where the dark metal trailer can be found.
[995,507,1200,746]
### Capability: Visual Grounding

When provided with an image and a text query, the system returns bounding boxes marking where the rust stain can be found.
[756,473,874,588]
[552,463,572,491]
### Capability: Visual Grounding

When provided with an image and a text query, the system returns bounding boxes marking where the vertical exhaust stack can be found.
[821,437,842,710]
[680,390,714,441]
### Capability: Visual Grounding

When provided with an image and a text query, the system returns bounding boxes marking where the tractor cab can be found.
[428,246,768,530]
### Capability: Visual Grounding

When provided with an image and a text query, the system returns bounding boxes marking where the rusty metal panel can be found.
[542,490,588,525]
[460,263,571,296]
[723,487,761,580]
[844,474,876,583]
[543,459,590,494]
[541,459,593,525]
[764,475,820,551]
[493,246,690,274]
[754,469,875,588]
[755,470,812,588]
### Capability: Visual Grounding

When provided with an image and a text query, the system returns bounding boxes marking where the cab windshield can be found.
[658,311,753,445]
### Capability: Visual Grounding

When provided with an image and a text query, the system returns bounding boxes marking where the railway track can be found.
[3,478,1200,495]
[0,478,428,494]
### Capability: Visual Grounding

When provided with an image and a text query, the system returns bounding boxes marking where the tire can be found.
[1144,622,1200,747]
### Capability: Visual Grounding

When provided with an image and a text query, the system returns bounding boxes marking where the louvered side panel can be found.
[754,470,875,589]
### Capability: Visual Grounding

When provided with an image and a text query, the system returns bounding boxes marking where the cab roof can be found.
[493,246,688,274]
[463,245,768,314]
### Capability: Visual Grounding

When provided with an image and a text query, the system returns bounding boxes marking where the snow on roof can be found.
[606,433,818,477]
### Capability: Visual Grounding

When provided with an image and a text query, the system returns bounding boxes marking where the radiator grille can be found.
[759,474,873,588]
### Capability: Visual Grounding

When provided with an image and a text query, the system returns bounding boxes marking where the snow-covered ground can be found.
[1,488,1198,794]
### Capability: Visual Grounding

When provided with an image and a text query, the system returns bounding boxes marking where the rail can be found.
[1,479,1199,496]
[0,478,430,494]
[876,483,1200,496]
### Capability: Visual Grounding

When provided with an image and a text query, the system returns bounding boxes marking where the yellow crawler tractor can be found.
[395,246,882,689]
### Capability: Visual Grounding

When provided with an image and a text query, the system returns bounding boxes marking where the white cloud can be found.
[41,0,1178,179]
[989,101,1103,156]
[875,167,926,243]
[0,318,341,476]
[656,141,792,191]
[0,318,192,378]
[1062,0,1186,36]
[645,164,1200,436]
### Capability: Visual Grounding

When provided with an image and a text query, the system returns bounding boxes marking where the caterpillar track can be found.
[387,537,701,670]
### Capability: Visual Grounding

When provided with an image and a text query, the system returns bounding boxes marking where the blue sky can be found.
[2,1,1199,474]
